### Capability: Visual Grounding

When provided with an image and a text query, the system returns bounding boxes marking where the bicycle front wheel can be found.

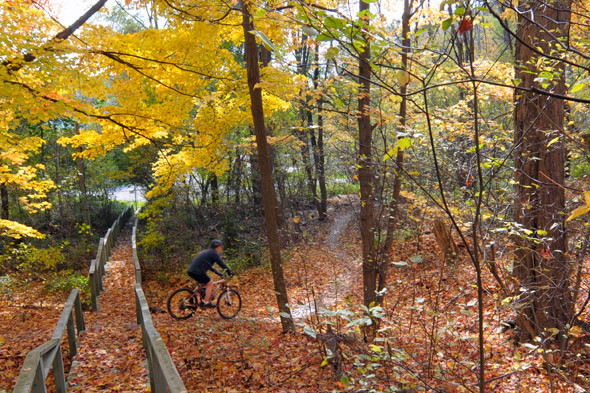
[216,288,242,319]
[167,288,197,320]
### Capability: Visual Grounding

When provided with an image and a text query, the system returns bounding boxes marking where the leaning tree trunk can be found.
[240,0,295,333]
[513,0,573,343]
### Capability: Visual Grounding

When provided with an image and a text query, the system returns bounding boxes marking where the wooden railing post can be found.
[74,291,85,332]
[52,345,67,393]
[89,260,98,312]
[134,283,187,393]
[15,295,84,393]
[32,360,45,393]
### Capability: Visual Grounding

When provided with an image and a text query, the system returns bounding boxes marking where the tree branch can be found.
[2,0,108,72]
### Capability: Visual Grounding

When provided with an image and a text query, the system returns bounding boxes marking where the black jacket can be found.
[187,248,232,276]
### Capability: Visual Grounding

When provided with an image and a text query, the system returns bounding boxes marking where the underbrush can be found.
[136,195,268,280]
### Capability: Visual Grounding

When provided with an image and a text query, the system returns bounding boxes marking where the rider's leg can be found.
[203,280,214,303]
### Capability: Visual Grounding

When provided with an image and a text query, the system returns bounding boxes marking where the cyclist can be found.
[187,239,233,308]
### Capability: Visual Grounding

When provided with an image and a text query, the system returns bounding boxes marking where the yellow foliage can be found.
[0,219,44,239]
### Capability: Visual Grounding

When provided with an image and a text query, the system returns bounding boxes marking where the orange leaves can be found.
[458,18,473,35]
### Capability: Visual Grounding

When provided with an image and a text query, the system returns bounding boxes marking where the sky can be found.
[51,0,406,27]
[52,0,107,26]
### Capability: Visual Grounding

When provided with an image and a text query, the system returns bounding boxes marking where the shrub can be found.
[44,270,91,309]
[17,244,66,277]
[0,275,17,298]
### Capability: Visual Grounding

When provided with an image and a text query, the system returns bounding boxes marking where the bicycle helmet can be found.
[210,239,223,249]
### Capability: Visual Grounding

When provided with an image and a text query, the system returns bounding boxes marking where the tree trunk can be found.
[210,173,219,207]
[0,183,9,220]
[377,0,413,304]
[317,98,327,221]
[513,0,572,343]
[248,128,263,213]
[312,44,327,221]
[75,124,91,228]
[357,1,378,340]
[240,0,295,332]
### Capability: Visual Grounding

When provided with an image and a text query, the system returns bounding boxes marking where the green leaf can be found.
[325,16,346,29]
[415,27,428,37]
[571,82,586,93]
[454,6,465,16]
[321,358,329,367]
[316,33,334,42]
[340,375,351,386]
[325,46,339,60]
[547,136,560,147]
[442,18,453,31]
[249,30,276,52]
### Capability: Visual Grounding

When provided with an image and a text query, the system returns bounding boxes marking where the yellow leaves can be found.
[567,190,590,221]
[0,219,45,239]
[396,70,410,87]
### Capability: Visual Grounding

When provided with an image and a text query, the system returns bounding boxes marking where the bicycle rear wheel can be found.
[216,288,242,319]
[167,288,197,320]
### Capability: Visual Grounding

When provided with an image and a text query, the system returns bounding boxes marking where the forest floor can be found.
[0,223,149,392]
[2,195,590,392]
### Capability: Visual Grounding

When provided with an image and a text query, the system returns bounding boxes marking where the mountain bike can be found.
[167,278,242,320]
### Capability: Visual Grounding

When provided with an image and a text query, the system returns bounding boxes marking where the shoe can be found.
[200,301,215,308]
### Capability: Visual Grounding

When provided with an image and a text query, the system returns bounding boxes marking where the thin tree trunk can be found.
[210,173,219,207]
[312,44,327,220]
[357,1,378,340]
[378,0,413,304]
[75,123,91,228]
[240,0,294,332]
[0,183,8,220]
[317,98,327,220]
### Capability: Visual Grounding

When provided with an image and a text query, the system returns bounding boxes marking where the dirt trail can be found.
[66,221,149,392]
[290,195,362,318]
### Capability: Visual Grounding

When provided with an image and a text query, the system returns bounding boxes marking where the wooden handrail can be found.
[132,209,186,393]
[135,285,187,393]
[13,289,85,393]
[132,219,142,284]
[88,205,133,311]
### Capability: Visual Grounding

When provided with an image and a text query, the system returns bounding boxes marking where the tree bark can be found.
[311,44,327,221]
[0,183,9,220]
[75,124,91,228]
[317,98,327,221]
[377,0,413,304]
[357,1,378,340]
[240,0,295,332]
[513,0,572,343]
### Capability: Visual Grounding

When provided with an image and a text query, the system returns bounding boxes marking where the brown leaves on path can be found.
[0,288,63,390]
[67,222,149,392]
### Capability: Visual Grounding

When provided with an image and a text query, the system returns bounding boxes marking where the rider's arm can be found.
[210,267,223,277]
[212,253,233,277]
